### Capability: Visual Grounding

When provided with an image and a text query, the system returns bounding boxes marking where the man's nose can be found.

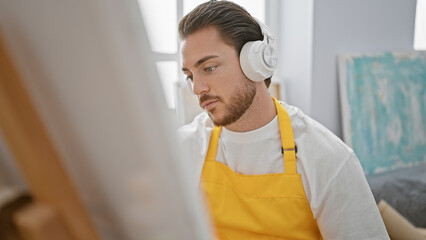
[192,76,209,95]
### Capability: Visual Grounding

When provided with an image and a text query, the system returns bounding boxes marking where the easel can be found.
[0,34,99,240]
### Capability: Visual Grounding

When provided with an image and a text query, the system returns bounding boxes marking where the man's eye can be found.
[204,66,216,72]
[186,75,193,82]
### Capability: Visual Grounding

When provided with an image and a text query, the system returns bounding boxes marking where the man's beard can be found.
[200,81,257,126]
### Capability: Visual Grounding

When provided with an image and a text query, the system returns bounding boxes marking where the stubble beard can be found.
[206,81,257,126]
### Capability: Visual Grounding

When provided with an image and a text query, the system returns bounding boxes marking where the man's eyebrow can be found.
[181,55,218,72]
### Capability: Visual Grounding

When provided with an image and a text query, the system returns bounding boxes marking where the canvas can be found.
[339,51,426,175]
[0,0,211,239]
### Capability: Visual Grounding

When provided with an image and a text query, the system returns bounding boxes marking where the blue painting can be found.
[339,51,426,175]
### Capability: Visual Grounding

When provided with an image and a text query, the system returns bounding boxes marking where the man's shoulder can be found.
[177,111,213,140]
[177,111,213,159]
[280,101,353,154]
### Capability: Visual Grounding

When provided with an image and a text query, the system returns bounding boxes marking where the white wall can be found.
[279,0,314,115]
[280,0,417,138]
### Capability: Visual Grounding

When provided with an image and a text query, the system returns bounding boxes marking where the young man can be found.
[178,1,389,239]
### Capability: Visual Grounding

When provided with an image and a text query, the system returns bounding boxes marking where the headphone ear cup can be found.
[240,40,278,82]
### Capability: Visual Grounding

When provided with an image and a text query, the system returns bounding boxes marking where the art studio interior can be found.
[0,0,425,239]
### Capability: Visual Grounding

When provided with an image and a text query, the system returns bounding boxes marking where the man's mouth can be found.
[201,99,219,110]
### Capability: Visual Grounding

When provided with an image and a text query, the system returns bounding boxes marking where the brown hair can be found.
[178,0,271,88]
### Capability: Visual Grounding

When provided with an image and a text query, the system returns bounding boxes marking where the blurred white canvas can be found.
[0,0,211,239]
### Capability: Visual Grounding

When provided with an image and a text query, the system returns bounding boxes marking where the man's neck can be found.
[224,85,277,132]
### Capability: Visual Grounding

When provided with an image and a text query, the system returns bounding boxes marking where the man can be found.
[178,1,389,239]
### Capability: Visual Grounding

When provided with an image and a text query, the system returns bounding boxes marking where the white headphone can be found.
[185,19,278,94]
[240,18,278,82]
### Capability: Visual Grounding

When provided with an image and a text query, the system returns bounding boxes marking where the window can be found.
[137,0,267,109]
[414,0,426,50]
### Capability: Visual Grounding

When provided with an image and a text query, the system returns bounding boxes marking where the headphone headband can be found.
[253,17,274,44]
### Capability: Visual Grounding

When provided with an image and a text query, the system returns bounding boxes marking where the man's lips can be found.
[201,99,219,109]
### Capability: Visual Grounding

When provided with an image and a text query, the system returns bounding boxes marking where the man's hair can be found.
[178,0,271,88]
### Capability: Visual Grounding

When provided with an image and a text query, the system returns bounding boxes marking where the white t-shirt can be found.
[178,101,389,240]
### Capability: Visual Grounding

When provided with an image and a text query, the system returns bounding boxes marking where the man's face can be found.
[181,27,257,126]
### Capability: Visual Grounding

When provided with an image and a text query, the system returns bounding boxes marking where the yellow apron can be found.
[201,97,322,239]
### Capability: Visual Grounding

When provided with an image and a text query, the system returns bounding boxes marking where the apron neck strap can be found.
[272,97,297,174]
[206,125,221,161]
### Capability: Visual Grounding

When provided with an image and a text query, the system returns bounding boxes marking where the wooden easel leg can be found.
[0,30,99,240]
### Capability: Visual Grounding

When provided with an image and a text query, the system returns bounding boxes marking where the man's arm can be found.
[315,153,389,240]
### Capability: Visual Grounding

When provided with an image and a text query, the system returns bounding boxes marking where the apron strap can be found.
[205,125,221,161]
[272,97,297,174]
